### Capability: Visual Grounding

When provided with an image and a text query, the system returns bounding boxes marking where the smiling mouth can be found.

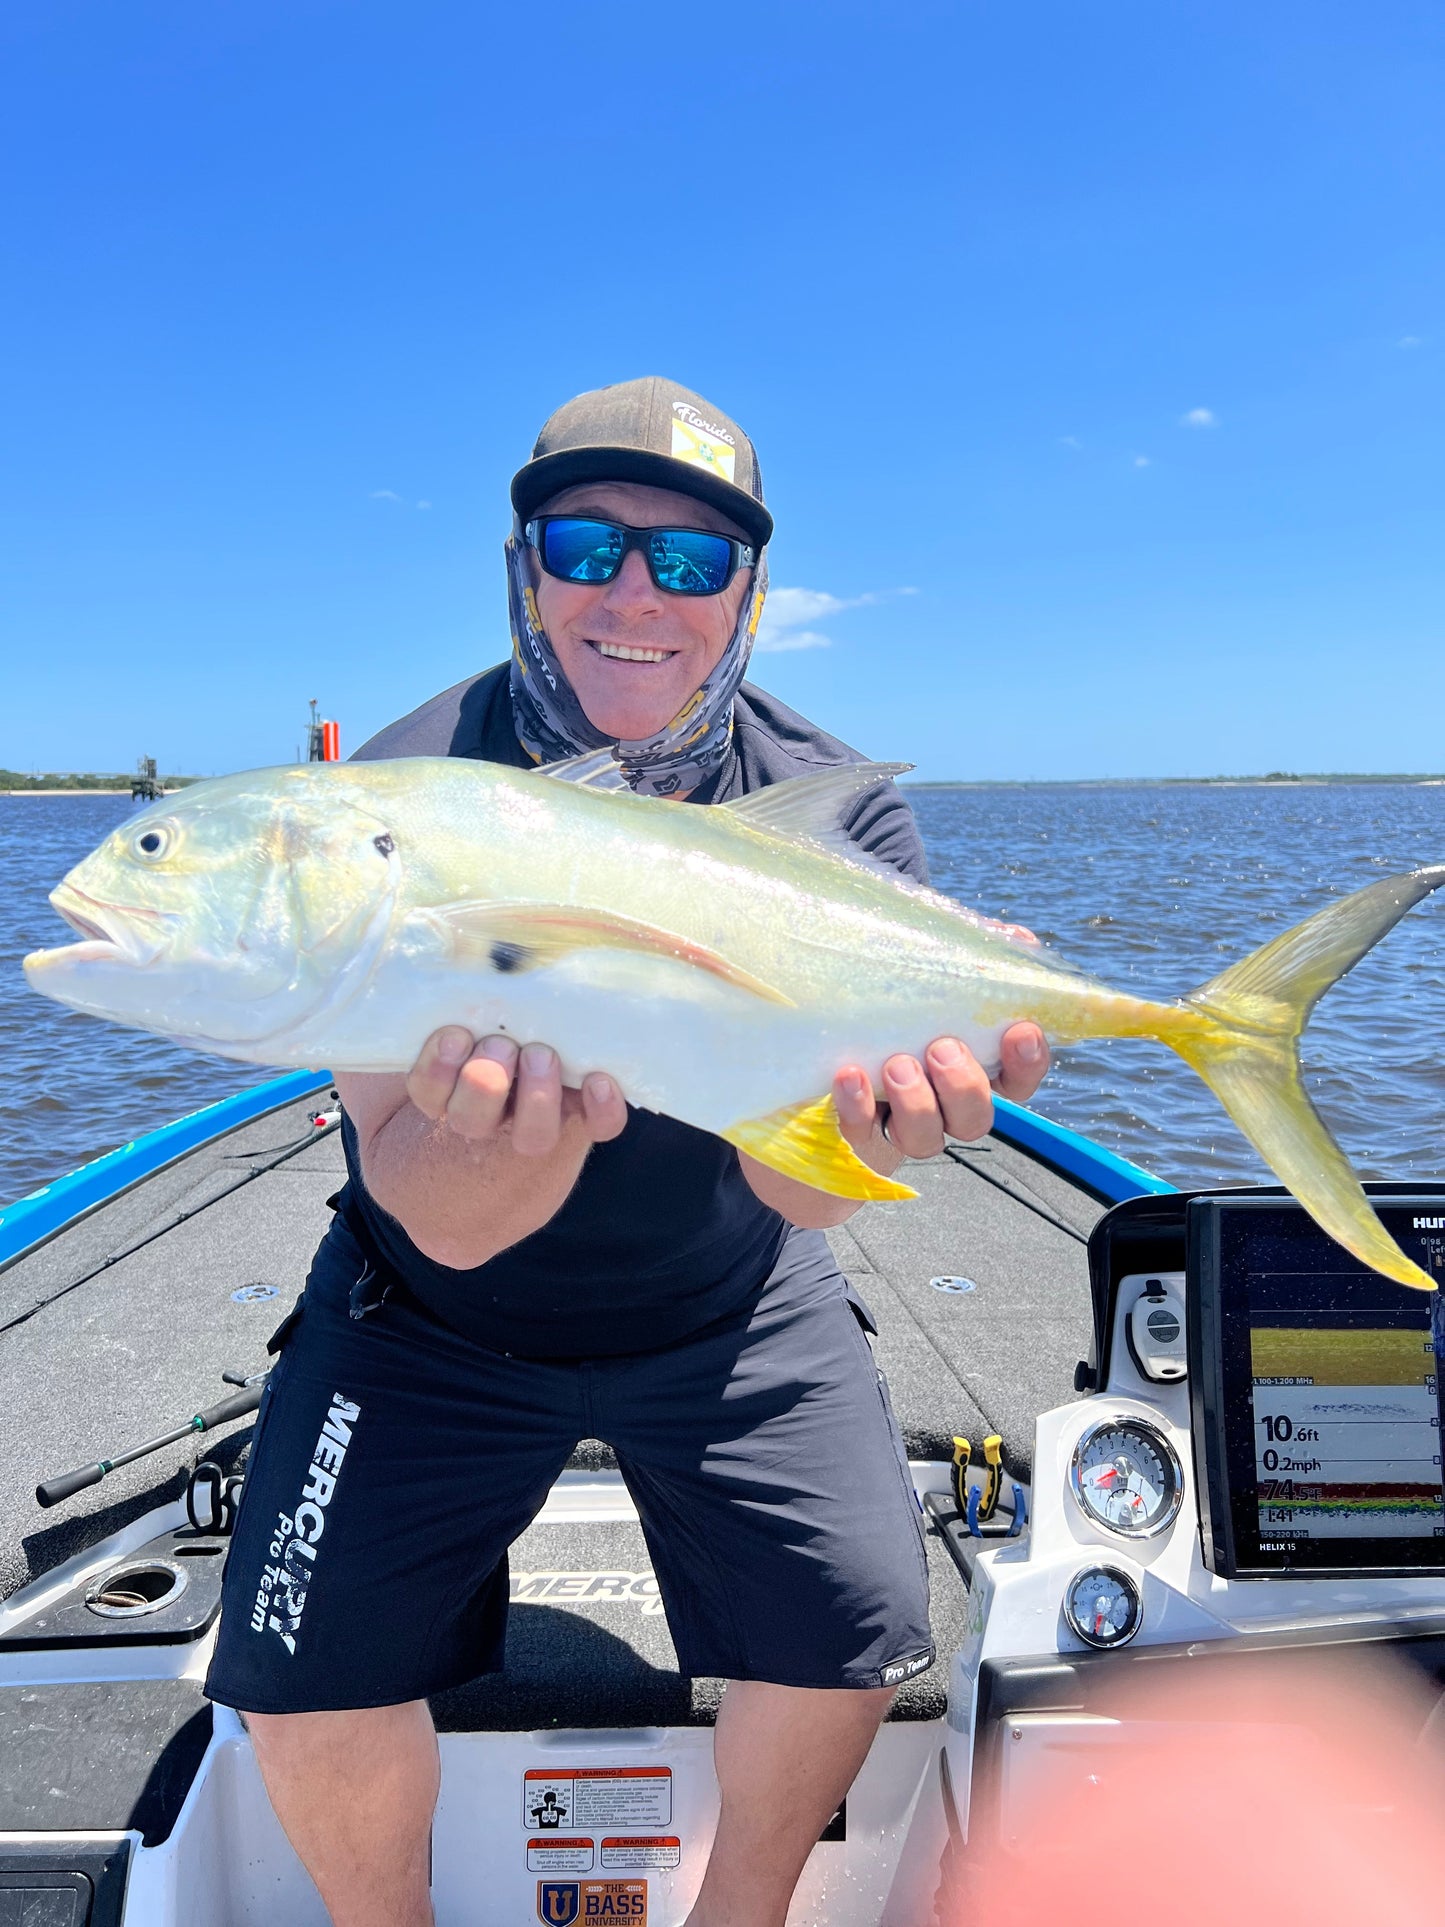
[587,640,678,664]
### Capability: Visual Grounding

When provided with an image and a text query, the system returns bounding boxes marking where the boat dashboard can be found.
[959,1182,1445,1654]
[940,1181,1445,1879]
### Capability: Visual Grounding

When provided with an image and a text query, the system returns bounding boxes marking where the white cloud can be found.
[764,628,834,652]
[371,489,433,511]
[1399,335,1423,350]
[1180,407,1217,428]
[1058,434,1083,449]
[1133,454,1151,468]
[755,586,887,654]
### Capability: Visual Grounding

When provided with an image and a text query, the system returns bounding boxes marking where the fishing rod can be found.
[35,1377,267,1509]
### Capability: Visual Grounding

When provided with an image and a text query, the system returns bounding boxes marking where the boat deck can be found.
[0,1091,1101,1727]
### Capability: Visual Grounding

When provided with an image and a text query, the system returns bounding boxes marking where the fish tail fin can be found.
[1168,865,1445,1292]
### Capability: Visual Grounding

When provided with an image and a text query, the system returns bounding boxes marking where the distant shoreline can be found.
[5,773,1444,797]
[2,787,187,797]
[905,773,1445,790]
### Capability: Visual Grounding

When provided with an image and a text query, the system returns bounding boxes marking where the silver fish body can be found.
[22,756,1445,1290]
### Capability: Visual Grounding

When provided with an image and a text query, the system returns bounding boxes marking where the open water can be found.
[2,784,1443,1208]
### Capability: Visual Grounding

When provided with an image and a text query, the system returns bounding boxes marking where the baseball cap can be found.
[511,376,773,550]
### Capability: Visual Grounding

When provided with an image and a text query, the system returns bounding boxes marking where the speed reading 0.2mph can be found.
[1070,1415,1184,1538]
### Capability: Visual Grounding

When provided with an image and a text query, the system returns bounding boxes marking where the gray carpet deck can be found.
[0,1096,1099,1719]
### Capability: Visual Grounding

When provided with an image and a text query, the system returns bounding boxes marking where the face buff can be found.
[505,533,769,798]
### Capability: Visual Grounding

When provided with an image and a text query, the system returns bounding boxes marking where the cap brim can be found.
[511,447,773,550]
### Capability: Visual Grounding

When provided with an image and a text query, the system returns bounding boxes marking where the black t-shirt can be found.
[338,663,929,1357]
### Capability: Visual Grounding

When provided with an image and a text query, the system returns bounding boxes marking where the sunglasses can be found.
[525,516,756,597]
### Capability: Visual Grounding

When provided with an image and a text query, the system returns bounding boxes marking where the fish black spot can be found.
[373,833,396,857]
[489,940,530,973]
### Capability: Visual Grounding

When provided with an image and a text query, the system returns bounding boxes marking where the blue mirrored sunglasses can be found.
[526,516,756,597]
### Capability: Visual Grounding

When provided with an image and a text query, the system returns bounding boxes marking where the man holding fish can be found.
[214,378,1051,1927]
[27,377,1443,1922]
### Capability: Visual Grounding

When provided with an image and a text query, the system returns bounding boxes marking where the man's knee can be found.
[244,1701,440,1804]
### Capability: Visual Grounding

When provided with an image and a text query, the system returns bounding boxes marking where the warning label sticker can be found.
[601,1837,681,1871]
[535,1877,648,1922]
[524,1768,672,1832]
[527,1837,595,1873]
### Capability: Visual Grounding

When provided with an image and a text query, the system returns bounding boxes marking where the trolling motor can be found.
[34,1369,269,1509]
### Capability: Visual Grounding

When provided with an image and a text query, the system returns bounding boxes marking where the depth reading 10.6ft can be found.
[1258,1412,1319,1475]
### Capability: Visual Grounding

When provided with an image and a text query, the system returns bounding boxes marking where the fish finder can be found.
[1190,1195,1445,1578]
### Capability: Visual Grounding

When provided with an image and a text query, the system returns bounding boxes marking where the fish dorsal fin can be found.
[722,762,914,878]
[426,900,795,1006]
[724,762,1068,964]
[536,747,631,790]
[723,761,911,837]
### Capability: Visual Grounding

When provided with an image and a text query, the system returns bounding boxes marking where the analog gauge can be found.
[1064,1565,1141,1649]
[1069,1415,1183,1538]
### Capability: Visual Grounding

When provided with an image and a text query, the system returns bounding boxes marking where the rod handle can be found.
[36,1463,105,1509]
[196,1387,264,1429]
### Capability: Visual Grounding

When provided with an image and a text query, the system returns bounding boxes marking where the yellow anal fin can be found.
[431,900,794,1007]
[721,1094,917,1203]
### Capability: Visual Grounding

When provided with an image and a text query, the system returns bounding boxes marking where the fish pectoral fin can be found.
[722,1095,918,1203]
[429,901,795,1005]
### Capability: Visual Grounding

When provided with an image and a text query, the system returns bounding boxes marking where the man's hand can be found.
[835,1022,1050,1165]
[738,1022,1051,1230]
[405,1027,628,1154]
[336,1028,627,1271]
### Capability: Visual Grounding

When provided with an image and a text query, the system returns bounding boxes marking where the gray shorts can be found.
[205,1220,934,1713]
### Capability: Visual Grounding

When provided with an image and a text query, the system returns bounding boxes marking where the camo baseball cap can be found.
[511,375,773,549]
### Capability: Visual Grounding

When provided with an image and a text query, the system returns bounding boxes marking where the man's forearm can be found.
[358,1101,591,1270]
[739,1154,869,1229]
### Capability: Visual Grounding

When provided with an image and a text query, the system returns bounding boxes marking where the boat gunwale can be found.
[0,1069,333,1275]
[988,1094,1172,1204]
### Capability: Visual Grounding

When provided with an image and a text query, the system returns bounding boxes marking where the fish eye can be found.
[133,823,174,860]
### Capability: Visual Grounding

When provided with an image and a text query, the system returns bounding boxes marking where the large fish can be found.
[22,754,1445,1291]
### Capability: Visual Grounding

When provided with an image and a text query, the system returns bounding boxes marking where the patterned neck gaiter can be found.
[505,533,768,798]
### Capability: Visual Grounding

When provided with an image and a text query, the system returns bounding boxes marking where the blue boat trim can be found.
[0,1072,1169,1273]
[0,1069,334,1273]
[990,1095,1175,1203]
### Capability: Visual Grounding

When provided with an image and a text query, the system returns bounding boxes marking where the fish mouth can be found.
[39,884,170,966]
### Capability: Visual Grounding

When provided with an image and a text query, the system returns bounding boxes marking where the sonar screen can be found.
[1190,1196,1445,1578]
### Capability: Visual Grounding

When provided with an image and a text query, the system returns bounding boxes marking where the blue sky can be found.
[2,1,1440,782]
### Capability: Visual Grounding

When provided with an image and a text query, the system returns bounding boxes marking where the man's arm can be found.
[739,1024,1051,1229]
[337,1028,627,1270]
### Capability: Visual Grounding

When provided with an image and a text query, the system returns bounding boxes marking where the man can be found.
[205,377,1050,1927]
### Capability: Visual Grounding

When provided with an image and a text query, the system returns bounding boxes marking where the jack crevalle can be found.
[23,754,1445,1291]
